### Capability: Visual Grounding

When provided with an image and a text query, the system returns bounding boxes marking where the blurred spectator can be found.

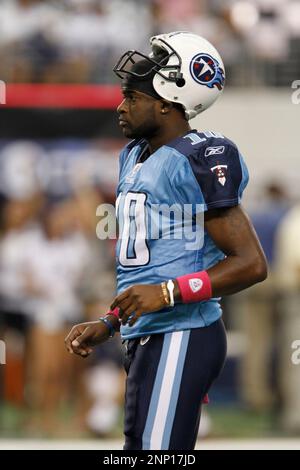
[72,187,124,437]
[0,141,43,199]
[0,0,152,84]
[0,194,43,405]
[20,199,91,434]
[0,181,125,436]
[0,0,299,86]
[0,140,120,200]
[239,182,290,411]
[274,203,300,432]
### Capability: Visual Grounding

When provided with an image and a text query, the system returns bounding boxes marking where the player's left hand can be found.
[110,284,166,327]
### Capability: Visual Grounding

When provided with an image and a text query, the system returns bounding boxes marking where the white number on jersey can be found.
[119,192,149,267]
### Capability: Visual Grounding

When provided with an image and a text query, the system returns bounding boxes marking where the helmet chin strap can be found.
[185,102,206,120]
[186,109,198,120]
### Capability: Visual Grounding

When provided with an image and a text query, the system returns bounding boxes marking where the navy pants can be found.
[123,319,227,450]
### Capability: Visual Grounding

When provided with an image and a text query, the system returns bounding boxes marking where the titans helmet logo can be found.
[190,53,225,90]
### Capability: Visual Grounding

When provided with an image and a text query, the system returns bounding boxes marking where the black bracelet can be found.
[99,317,115,338]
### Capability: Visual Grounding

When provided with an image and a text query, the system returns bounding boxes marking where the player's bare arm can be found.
[202,205,267,296]
[66,206,268,343]
[110,205,267,327]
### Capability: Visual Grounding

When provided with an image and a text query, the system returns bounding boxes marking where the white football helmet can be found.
[113,31,225,120]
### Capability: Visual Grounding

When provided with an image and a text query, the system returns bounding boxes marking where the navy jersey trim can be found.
[165,132,245,211]
[206,197,239,210]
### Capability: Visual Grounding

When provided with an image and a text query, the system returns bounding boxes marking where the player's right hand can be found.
[64,321,109,358]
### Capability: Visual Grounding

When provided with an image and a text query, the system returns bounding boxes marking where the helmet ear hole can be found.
[176,78,185,88]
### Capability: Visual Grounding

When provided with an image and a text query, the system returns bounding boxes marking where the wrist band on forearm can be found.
[107,307,120,319]
[176,271,212,303]
[99,317,115,337]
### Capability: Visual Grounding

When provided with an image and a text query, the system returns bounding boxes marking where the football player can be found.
[65,32,267,450]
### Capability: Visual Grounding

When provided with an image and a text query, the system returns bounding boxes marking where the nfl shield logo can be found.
[210,164,228,186]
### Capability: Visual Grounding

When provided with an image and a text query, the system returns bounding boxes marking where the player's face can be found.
[117,89,161,139]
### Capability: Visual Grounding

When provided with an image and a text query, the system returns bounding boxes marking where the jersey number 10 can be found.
[117,192,150,267]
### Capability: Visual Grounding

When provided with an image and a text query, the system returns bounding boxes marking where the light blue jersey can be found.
[116,130,249,339]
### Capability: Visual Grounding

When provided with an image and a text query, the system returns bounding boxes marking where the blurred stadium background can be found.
[0,0,300,450]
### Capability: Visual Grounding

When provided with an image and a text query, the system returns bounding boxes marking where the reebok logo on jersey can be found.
[205,146,225,157]
[189,278,203,293]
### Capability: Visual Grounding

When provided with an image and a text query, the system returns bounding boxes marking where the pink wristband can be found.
[107,307,120,319]
[176,270,212,303]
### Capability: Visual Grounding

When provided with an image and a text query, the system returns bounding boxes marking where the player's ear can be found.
[160,100,172,115]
